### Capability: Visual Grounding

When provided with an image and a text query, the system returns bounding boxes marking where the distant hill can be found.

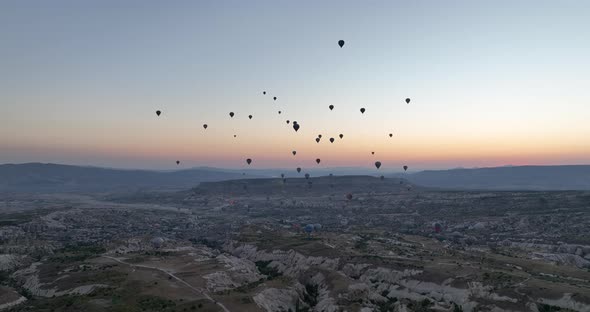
[404,165,590,190]
[193,175,415,196]
[0,163,267,193]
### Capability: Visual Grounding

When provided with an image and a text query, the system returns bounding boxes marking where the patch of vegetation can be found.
[49,243,106,263]
[407,298,434,312]
[536,303,576,312]
[303,283,319,308]
[255,261,282,280]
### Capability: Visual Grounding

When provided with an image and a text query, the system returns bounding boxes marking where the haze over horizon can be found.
[2,1,590,170]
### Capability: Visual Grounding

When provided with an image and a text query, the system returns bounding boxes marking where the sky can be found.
[1,0,589,170]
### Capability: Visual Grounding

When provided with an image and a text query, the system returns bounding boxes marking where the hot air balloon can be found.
[403,165,408,171]
[389,133,393,137]
[329,138,335,143]
[329,105,334,111]
[229,112,234,118]
[263,91,266,95]
[305,173,310,179]
[297,167,302,173]
[318,134,322,139]
[434,223,442,233]
[278,111,281,114]
[273,96,277,101]
[293,123,300,132]
[339,134,343,139]
[315,138,320,143]
[176,160,180,165]
[246,158,252,165]
[405,98,411,104]
[203,124,208,129]
[304,224,314,233]
[375,161,381,169]
[292,151,297,155]
[338,40,345,48]
[234,134,237,137]
[281,173,285,178]
[249,115,252,119]
[287,120,290,124]
[346,193,353,200]
[156,110,161,116]
[360,108,365,114]
[316,158,321,164]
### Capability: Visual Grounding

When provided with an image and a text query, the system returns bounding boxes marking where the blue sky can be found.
[1,1,589,170]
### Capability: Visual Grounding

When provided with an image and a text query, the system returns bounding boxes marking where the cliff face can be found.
[223,242,590,312]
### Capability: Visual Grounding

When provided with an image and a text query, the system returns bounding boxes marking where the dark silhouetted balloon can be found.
[278,111,281,114]
[263,91,266,95]
[403,165,408,171]
[246,158,252,165]
[293,123,300,132]
[281,173,284,178]
[273,96,277,101]
[329,138,334,143]
[203,124,208,129]
[316,158,321,164]
[339,134,343,139]
[318,134,322,139]
[229,112,234,118]
[329,105,334,110]
[371,151,375,155]
[316,138,320,143]
[360,108,365,114]
[156,110,161,116]
[234,134,237,137]
[375,161,381,169]
[389,133,393,137]
[338,40,345,48]
[405,98,411,104]
[292,150,297,155]
[286,120,290,124]
[297,167,301,173]
[176,160,180,165]
[305,173,310,179]
[248,115,252,119]
[346,193,353,200]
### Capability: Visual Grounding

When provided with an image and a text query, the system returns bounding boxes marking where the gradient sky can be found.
[1,1,589,170]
